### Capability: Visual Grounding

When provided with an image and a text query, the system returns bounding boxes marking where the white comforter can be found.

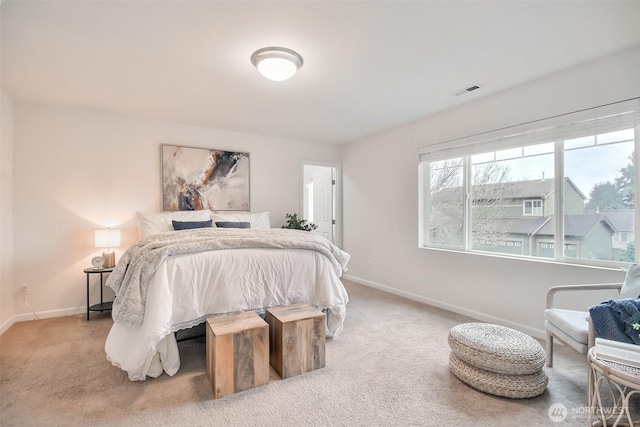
[104,229,350,381]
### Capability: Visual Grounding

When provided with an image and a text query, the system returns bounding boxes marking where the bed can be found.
[104,210,350,381]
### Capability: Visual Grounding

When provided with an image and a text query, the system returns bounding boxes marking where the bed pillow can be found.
[211,211,271,229]
[620,263,640,299]
[172,219,213,230]
[214,221,250,229]
[137,210,212,238]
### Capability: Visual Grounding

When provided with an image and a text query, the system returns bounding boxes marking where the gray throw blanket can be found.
[589,298,640,345]
[106,228,350,327]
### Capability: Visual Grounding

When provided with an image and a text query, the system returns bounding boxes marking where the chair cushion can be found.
[544,309,589,345]
[545,321,589,354]
[620,263,640,299]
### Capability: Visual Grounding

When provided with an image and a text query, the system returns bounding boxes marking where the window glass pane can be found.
[472,152,494,164]
[597,128,634,145]
[563,130,635,262]
[524,200,542,215]
[471,143,554,258]
[495,147,523,161]
[429,158,464,247]
[565,135,594,150]
[524,142,554,156]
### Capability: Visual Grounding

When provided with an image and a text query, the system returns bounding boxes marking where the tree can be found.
[428,159,514,246]
[585,181,625,212]
[429,159,464,245]
[615,152,635,209]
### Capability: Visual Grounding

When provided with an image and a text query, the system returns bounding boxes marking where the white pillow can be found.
[137,210,212,238]
[620,263,640,299]
[211,211,271,229]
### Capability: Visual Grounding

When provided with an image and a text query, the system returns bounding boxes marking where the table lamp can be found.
[95,228,121,268]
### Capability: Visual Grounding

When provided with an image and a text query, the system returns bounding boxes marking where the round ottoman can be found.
[448,322,548,398]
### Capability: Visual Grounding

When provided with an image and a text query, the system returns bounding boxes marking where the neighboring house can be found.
[600,210,636,251]
[435,177,632,260]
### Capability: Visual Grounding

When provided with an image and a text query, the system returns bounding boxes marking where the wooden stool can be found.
[265,304,326,379]
[206,311,269,398]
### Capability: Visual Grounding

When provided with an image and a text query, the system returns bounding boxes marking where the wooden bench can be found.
[206,311,269,398]
[265,304,326,379]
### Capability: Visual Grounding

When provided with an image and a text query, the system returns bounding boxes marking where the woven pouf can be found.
[448,323,548,398]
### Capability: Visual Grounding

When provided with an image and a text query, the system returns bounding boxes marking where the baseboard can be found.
[4,277,548,341]
[0,316,15,336]
[341,274,546,341]
[0,306,86,336]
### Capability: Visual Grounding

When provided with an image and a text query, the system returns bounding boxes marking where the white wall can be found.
[1,91,15,331]
[342,46,640,338]
[10,103,342,319]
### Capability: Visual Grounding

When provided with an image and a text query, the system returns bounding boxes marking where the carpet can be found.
[0,280,624,426]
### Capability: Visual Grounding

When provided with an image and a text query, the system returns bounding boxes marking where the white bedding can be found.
[105,237,350,381]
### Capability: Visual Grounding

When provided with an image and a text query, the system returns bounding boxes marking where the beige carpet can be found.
[0,280,614,426]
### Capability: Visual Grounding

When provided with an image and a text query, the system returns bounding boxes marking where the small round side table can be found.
[587,347,640,426]
[84,267,114,320]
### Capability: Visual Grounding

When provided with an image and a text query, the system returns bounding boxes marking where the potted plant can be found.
[282,213,318,232]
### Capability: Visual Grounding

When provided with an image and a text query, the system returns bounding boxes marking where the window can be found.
[428,158,464,248]
[524,200,543,216]
[419,99,639,267]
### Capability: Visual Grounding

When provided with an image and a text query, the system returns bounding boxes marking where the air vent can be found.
[454,85,481,96]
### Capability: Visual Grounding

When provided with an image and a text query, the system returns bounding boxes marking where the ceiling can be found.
[2,1,640,145]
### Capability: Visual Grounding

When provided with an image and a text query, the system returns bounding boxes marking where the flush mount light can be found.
[251,47,303,81]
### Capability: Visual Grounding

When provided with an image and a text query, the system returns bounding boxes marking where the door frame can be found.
[301,160,342,248]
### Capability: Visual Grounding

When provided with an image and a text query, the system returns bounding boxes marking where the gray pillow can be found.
[172,219,213,230]
[215,221,250,229]
[620,263,640,299]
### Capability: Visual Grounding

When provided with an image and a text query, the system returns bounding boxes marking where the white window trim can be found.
[523,199,542,216]
[418,98,640,268]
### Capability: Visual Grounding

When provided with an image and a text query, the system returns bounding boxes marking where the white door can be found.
[303,164,336,243]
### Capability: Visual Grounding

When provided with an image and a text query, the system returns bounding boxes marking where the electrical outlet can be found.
[18,285,29,295]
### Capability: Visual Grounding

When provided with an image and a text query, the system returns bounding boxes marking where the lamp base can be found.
[103,250,116,268]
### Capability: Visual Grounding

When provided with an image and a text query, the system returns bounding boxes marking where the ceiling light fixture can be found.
[251,47,303,82]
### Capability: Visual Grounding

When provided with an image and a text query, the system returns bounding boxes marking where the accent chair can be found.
[544,263,640,367]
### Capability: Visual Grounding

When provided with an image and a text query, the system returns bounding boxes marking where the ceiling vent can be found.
[454,85,481,96]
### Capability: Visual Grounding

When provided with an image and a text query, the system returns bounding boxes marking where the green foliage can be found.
[586,182,625,211]
[282,213,318,232]
[615,152,635,209]
[587,151,635,211]
[619,243,635,263]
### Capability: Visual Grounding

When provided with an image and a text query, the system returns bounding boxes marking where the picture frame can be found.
[161,144,250,211]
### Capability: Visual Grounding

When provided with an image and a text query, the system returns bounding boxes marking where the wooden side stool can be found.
[265,304,326,379]
[206,311,269,398]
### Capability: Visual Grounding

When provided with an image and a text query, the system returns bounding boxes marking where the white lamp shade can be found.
[95,229,121,248]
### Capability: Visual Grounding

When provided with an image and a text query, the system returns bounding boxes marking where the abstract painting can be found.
[162,145,250,211]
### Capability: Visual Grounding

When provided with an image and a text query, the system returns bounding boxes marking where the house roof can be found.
[536,214,616,237]
[472,177,585,201]
[599,210,636,232]
[476,214,618,238]
[474,217,550,235]
[438,177,585,203]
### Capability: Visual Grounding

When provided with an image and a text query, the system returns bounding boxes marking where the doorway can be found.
[302,162,341,247]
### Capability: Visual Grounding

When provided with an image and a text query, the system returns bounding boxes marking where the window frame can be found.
[418,99,640,268]
[523,199,543,216]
